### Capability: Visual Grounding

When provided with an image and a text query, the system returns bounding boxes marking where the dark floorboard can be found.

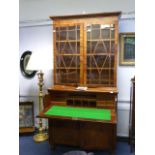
[19,135,135,155]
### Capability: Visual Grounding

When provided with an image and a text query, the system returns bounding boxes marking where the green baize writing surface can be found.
[45,105,111,121]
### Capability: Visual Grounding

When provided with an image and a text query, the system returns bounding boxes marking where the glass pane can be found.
[77,30,80,40]
[111,29,115,39]
[87,55,109,68]
[87,31,90,40]
[104,41,110,53]
[87,41,91,53]
[111,41,115,53]
[93,41,107,53]
[110,69,114,85]
[92,29,100,40]
[101,70,109,80]
[64,56,79,68]
[56,42,59,53]
[60,31,67,40]
[55,25,80,85]
[110,56,114,68]
[87,56,92,68]
[56,26,80,41]
[86,24,115,86]
[101,29,110,39]
[87,69,99,81]
[87,41,110,54]
[56,42,80,54]
[56,69,80,84]
[56,32,59,40]
[56,56,80,68]
[68,30,76,40]
[87,41,97,53]
[87,70,110,85]
[67,30,80,40]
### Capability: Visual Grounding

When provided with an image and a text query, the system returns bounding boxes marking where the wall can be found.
[117,19,135,137]
[19,0,135,21]
[19,0,135,136]
[19,25,53,127]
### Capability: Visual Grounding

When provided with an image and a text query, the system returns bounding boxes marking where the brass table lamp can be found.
[26,50,52,142]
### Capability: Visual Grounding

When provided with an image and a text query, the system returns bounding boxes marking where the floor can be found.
[19,135,135,155]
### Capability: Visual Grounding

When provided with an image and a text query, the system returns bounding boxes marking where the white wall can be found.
[19,26,53,127]
[19,26,53,95]
[117,19,135,137]
[19,0,135,21]
[19,0,135,136]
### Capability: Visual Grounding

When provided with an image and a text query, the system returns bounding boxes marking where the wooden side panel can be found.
[43,94,52,109]
[96,94,115,109]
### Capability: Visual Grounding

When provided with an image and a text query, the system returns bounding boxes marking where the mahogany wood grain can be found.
[41,12,121,154]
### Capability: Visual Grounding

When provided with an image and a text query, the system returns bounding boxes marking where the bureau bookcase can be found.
[41,12,121,154]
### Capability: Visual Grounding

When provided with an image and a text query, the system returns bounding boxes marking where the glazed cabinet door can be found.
[85,23,117,87]
[53,20,118,87]
[53,24,83,85]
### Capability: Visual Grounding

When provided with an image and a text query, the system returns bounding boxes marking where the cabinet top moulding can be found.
[50,11,121,20]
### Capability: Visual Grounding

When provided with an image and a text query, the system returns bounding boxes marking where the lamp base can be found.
[33,133,48,142]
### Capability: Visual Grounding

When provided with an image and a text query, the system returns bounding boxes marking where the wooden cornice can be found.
[50,11,121,20]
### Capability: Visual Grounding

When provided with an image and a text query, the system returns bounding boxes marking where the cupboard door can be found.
[54,24,82,85]
[80,122,116,150]
[86,24,116,87]
[49,119,80,146]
